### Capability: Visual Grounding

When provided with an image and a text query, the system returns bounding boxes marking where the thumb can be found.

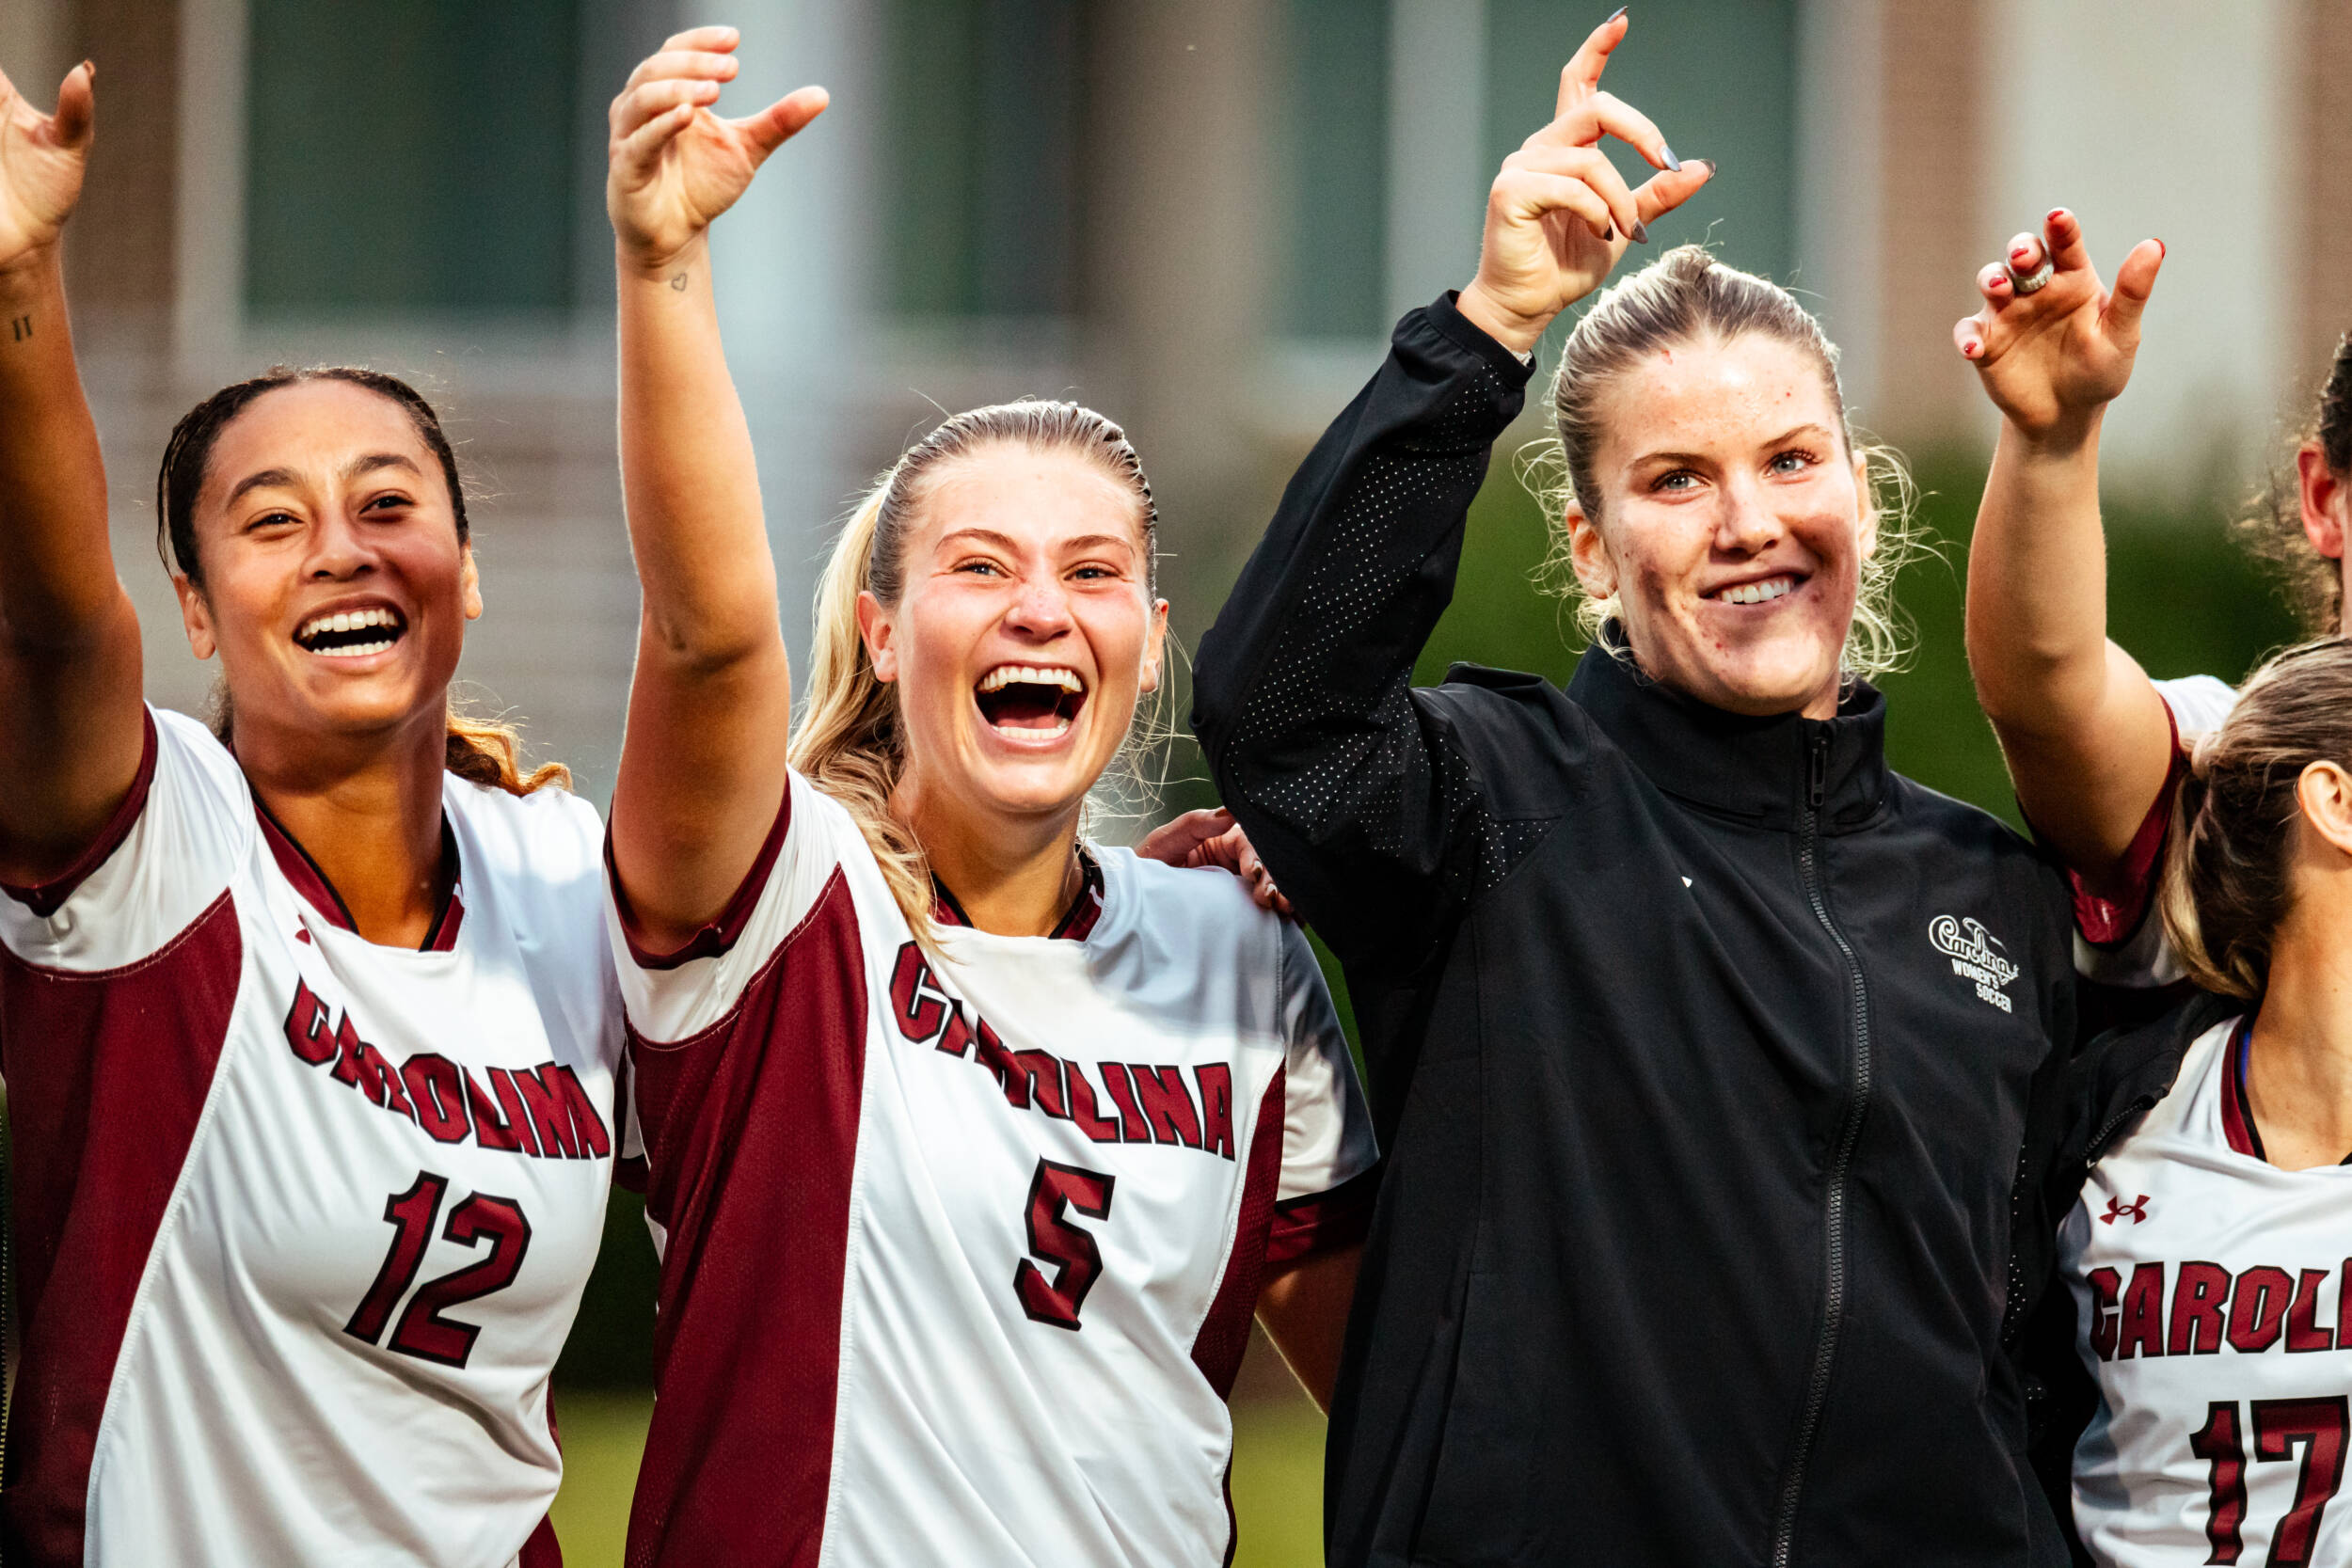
[50,60,95,150]
[2104,236,2164,338]
[733,84,828,162]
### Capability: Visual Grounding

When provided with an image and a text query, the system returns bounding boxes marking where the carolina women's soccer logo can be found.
[1930,914,2020,1013]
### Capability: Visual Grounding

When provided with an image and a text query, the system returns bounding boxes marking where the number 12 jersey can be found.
[612,770,1378,1567]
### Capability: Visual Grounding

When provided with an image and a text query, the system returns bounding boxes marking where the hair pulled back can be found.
[1528,244,1919,677]
[2239,336,2352,636]
[793,400,1157,931]
[155,367,566,796]
[2160,638,2352,998]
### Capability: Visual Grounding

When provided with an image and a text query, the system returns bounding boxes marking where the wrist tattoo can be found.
[669,270,689,293]
[8,314,29,343]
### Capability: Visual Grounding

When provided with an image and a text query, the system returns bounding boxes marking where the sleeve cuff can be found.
[2,707,159,918]
[1421,290,1541,390]
[605,778,793,972]
[2061,702,2186,950]
[1266,1164,1379,1266]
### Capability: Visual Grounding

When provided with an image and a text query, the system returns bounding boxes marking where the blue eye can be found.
[1770,450,1818,474]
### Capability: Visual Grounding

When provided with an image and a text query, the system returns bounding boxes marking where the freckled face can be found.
[859,444,1169,830]
[173,380,480,745]
[1568,333,1868,720]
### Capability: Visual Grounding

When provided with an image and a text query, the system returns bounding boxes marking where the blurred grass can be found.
[548,1387,1330,1567]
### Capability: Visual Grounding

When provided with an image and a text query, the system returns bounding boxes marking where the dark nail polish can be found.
[1630,220,1650,245]
[1693,158,1717,177]
[1661,142,1683,172]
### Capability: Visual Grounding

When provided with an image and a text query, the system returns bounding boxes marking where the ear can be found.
[1852,450,1879,561]
[1139,597,1170,695]
[2297,442,2346,563]
[2297,760,2352,860]
[855,589,898,683]
[1566,499,1616,601]
[459,545,484,623]
[172,574,216,660]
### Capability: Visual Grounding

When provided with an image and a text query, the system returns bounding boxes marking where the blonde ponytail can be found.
[787,400,1160,937]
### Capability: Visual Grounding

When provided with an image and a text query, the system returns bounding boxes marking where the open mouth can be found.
[974,663,1088,740]
[294,605,407,657]
[1708,573,1803,607]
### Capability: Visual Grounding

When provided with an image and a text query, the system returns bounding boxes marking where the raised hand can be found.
[0,60,94,273]
[1954,209,2164,442]
[607,27,827,276]
[1455,11,1712,356]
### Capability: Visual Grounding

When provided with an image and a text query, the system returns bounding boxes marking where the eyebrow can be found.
[221,451,423,510]
[934,528,1138,556]
[1631,423,1838,467]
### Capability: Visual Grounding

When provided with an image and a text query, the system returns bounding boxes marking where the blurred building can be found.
[0,0,2337,797]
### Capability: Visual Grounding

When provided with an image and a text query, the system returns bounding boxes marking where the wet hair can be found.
[2160,638,2352,998]
[2237,335,2352,637]
[155,367,566,795]
[793,400,1158,930]
[1526,244,1920,678]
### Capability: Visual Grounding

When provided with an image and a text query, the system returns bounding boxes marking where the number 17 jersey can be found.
[612,770,1379,1568]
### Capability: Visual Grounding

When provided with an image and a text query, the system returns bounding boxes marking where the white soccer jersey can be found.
[611,769,1379,1568]
[0,706,624,1568]
[2067,1014,2352,1566]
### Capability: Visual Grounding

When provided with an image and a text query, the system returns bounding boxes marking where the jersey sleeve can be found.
[604,768,860,1044]
[0,705,255,972]
[1266,920,1380,1264]
[2069,674,2239,988]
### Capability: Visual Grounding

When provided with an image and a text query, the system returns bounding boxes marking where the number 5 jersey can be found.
[610,769,1379,1568]
[0,707,625,1568]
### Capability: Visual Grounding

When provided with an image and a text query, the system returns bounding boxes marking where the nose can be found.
[304,505,380,581]
[1002,571,1074,640]
[1712,472,1786,558]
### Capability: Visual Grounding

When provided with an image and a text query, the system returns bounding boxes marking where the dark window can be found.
[1486,0,1795,283]
[882,0,1085,319]
[245,0,581,315]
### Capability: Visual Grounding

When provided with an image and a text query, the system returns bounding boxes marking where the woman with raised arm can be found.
[1191,13,2081,1565]
[2011,641,2352,1565]
[0,59,623,1568]
[601,29,1375,1568]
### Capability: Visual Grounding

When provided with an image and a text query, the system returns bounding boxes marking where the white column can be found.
[705,0,878,664]
[1986,0,2290,493]
[175,0,246,382]
[1385,0,1488,325]
[1793,0,1884,424]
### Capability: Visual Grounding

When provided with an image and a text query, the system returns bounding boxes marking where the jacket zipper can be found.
[1770,733,1874,1568]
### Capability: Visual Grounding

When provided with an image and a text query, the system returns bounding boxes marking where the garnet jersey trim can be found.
[605,780,792,971]
[0,708,157,918]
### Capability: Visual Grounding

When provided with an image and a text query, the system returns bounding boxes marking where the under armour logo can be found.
[2100,1195,2150,1226]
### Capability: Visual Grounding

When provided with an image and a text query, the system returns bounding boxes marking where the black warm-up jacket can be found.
[1191,293,2079,1566]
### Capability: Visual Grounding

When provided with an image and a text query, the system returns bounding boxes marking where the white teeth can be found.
[316,639,393,658]
[977,664,1084,693]
[993,719,1074,740]
[296,606,403,644]
[1719,577,1796,606]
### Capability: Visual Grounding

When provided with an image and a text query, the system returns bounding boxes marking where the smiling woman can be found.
[1190,12,2088,1564]
[0,59,622,1568]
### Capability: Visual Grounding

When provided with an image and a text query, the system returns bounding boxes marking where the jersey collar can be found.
[2223,1018,2352,1167]
[256,800,465,953]
[930,847,1103,942]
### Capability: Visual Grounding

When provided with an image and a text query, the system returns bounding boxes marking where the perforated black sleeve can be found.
[1191,293,1537,969]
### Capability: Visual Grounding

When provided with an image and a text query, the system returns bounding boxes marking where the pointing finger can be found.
[1556,8,1630,115]
[2104,237,2165,337]
[659,25,739,54]
[2043,207,2092,276]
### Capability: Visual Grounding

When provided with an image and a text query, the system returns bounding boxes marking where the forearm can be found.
[0,248,121,641]
[1255,1244,1361,1415]
[1964,414,2171,881]
[1964,416,2113,731]
[616,236,783,671]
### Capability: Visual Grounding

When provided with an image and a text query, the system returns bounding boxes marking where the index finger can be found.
[1556,8,1629,116]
